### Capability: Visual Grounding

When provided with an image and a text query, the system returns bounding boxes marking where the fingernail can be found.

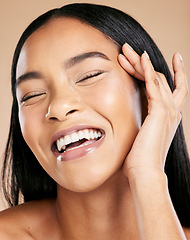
[177,52,183,62]
[144,51,150,60]
[124,42,133,50]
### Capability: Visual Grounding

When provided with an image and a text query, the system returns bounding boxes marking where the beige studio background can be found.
[0,0,189,210]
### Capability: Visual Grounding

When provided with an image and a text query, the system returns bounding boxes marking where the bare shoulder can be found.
[183,227,190,240]
[0,198,58,240]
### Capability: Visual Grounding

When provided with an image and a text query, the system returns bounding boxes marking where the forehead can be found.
[16,17,119,77]
[22,18,119,55]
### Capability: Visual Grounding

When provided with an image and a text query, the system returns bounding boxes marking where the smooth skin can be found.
[119,45,189,239]
[0,18,189,240]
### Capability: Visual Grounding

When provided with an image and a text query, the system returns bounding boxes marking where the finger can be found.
[122,43,145,79]
[153,66,182,126]
[156,72,172,95]
[156,72,174,105]
[172,52,188,110]
[141,51,162,101]
[156,72,180,123]
[157,71,182,161]
[142,54,180,128]
[118,54,144,80]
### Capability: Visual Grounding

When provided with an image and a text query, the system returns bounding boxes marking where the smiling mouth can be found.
[52,128,104,155]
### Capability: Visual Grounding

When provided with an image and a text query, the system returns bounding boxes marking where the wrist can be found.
[127,167,168,189]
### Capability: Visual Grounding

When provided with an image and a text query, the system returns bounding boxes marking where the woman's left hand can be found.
[118,43,188,179]
[118,43,188,240]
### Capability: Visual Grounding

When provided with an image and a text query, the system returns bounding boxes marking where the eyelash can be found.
[76,70,104,83]
[20,92,45,103]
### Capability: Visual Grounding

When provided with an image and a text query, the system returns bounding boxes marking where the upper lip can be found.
[50,124,105,148]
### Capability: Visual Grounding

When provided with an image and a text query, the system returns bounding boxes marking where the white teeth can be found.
[65,135,71,145]
[84,129,90,140]
[71,132,79,143]
[57,140,61,152]
[56,129,102,153]
[57,138,66,152]
[94,131,98,138]
[89,130,94,140]
[78,130,85,140]
[60,138,65,147]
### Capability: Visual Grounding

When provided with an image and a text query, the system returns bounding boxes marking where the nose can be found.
[45,87,83,122]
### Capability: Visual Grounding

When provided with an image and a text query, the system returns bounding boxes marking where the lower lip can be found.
[53,135,105,162]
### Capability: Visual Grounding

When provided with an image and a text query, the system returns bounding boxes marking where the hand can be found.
[118,43,188,179]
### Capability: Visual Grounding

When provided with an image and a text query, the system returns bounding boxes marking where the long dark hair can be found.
[2,3,190,227]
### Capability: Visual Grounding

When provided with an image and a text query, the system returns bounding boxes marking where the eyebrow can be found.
[16,51,110,87]
[64,51,110,69]
[16,71,44,88]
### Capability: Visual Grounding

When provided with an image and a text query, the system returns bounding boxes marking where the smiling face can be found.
[16,18,142,192]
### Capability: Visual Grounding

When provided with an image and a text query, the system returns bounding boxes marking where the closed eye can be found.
[76,70,104,84]
[20,92,46,106]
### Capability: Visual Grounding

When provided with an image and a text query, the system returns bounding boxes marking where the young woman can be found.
[0,3,190,239]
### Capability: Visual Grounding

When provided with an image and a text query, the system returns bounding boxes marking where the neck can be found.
[55,170,139,239]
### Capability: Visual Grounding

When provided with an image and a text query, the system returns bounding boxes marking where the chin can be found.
[56,166,124,194]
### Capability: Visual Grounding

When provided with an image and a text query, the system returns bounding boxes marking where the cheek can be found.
[81,80,123,114]
[18,106,45,150]
[19,108,30,138]
[81,76,141,157]
[81,76,141,127]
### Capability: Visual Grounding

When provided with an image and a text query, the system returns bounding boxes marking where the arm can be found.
[118,45,188,239]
